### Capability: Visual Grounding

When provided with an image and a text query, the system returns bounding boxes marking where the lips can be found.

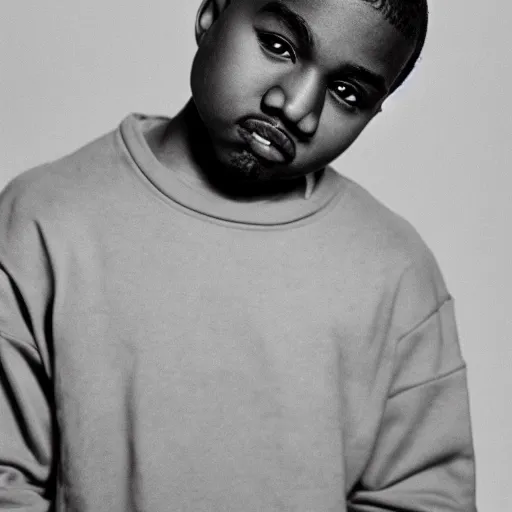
[238,118,296,163]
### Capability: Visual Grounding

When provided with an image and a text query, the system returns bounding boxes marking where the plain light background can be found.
[1,0,510,508]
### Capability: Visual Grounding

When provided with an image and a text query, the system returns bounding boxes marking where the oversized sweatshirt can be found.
[0,114,476,511]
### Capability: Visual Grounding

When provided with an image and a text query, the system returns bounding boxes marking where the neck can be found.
[145,100,311,202]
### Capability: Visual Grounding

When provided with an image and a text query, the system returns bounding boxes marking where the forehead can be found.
[236,0,415,87]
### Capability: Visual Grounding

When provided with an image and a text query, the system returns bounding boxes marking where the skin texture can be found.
[149,0,418,196]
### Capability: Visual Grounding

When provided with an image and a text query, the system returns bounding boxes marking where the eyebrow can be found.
[258,1,315,51]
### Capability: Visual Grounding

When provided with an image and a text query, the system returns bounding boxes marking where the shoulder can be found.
[0,123,132,273]
[324,171,438,273]
[324,171,450,321]
[328,172,439,271]
[0,124,125,227]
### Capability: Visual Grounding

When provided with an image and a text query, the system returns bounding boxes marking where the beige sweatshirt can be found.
[0,114,476,511]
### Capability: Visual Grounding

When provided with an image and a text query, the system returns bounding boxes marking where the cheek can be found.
[308,112,369,164]
[191,24,267,123]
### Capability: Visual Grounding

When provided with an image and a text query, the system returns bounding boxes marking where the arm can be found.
[0,331,54,511]
[348,257,477,511]
[0,177,55,510]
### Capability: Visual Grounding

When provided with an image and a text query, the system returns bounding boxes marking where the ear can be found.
[195,0,231,44]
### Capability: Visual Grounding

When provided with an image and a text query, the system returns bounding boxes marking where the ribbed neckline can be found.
[120,113,346,228]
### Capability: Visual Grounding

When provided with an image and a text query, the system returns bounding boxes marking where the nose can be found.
[262,67,325,137]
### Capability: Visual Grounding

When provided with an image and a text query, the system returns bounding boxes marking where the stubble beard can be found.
[228,149,267,181]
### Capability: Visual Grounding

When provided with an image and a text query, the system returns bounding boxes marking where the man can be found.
[0,0,476,510]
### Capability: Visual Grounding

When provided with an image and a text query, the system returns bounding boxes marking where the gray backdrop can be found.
[1,1,510,508]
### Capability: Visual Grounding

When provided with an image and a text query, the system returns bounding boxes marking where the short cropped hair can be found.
[362,0,429,91]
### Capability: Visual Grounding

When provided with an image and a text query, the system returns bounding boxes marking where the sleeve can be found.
[0,332,53,511]
[0,176,55,510]
[347,254,477,511]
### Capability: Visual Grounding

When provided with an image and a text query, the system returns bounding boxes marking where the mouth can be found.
[237,118,296,164]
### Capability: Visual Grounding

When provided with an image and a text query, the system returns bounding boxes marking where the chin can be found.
[209,143,272,183]
[228,150,268,181]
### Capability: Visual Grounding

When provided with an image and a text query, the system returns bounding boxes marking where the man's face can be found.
[191,0,416,182]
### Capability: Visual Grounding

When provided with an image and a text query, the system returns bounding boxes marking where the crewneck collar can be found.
[120,113,345,227]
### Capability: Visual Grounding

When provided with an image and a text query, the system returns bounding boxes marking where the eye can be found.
[330,82,362,108]
[257,32,296,63]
